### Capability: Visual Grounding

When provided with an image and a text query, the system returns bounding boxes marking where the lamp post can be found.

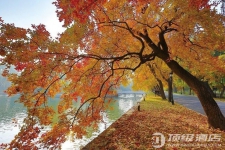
[137,102,140,111]
[169,72,174,105]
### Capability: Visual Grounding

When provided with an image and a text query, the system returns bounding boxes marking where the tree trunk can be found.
[220,86,225,98]
[168,79,171,102]
[147,63,166,99]
[168,78,174,104]
[157,79,166,100]
[182,87,185,94]
[203,81,216,98]
[139,29,225,130]
[167,60,225,130]
[168,76,174,105]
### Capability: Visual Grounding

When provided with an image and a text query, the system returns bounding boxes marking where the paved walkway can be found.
[172,93,225,116]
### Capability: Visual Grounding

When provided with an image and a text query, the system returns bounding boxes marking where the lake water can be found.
[0,92,143,149]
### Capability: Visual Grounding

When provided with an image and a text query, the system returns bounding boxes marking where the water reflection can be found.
[0,95,27,144]
[0,93,143,149]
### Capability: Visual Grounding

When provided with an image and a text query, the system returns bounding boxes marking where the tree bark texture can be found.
[157,79,167,100]
[203,81,216,98]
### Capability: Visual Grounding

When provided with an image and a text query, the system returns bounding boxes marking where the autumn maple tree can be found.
[1,0,225,149]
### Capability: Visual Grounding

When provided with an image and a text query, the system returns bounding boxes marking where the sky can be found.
[0,0,65,38]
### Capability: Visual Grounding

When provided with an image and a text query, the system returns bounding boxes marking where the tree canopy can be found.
[0,0,225,149]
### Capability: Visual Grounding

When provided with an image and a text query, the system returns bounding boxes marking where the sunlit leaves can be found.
[53,0,107,25]
[14,62,28,71]
[0,24,27,40]
[29,24,50,51]
[5,84,20,96]
[57,98,73,114]
[132,64,157,91]
[35,107,55,125]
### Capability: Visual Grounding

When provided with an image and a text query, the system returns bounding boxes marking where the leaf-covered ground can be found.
[82,95,225,150]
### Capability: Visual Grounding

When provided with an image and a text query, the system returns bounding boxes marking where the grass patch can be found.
[83,95,225,150]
